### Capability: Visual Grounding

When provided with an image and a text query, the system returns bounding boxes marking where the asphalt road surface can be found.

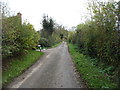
[6,42,86,88]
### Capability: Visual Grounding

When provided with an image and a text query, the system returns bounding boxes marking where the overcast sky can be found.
[2,0,119,30]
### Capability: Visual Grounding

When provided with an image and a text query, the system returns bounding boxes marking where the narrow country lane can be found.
[6,42,86,88]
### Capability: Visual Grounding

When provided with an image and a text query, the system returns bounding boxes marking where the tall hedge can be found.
[69,1,120,66]
[2,14,40,58]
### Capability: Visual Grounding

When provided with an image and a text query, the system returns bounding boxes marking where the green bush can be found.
[68,2,120,87]
[2,15,40,58]
[39,37,50,47]
[68,1,120,67]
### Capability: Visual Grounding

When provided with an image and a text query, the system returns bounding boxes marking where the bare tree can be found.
[0,1,10,18]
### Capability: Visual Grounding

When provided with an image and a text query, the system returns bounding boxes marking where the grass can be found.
[43,42,62,49]
[68,43,117,88]
[2,50,44,86]
[51,42,62,48]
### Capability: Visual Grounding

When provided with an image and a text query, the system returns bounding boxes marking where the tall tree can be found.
[41,15,54,37]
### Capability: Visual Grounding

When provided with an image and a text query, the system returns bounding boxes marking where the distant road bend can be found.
[7,42,86,88]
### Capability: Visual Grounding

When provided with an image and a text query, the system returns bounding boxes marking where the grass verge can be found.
[2,50,44,86]
[44,42,62,49]
[68,43,117,88]
[51,42,62,48]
